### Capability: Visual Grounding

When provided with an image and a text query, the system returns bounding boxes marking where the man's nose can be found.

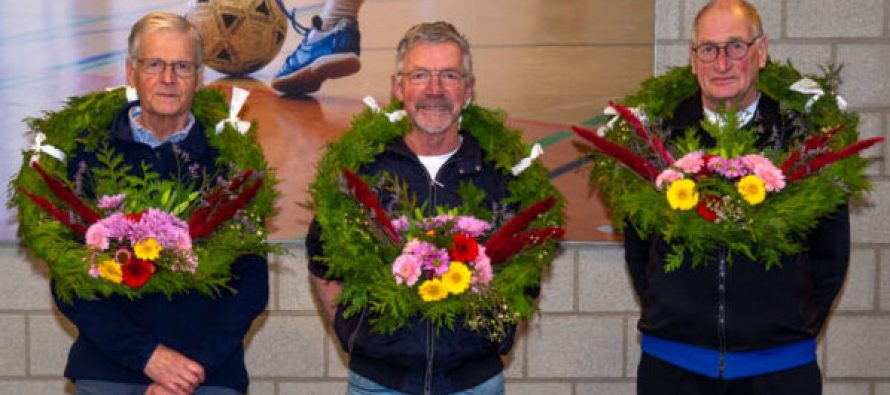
[713,50,731,71]
[161,64,176,83]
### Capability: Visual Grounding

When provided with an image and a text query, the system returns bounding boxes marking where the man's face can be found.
[392,42,474,135]
[126,29,201,121]
[690,6,767,111]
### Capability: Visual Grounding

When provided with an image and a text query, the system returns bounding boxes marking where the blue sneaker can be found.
[272,15,361,95]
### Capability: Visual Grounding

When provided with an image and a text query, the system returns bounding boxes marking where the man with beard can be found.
[306,21,514,394]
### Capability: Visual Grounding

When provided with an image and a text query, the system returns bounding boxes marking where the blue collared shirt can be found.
[128,106,194,148]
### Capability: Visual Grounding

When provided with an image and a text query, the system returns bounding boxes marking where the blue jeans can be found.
[75,380,242,395]
[347,371,505,395]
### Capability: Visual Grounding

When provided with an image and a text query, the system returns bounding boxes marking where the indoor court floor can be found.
[0,0,654,241]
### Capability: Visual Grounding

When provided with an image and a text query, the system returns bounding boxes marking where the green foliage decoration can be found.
[589,62,874,271]
[309,102,564,337]
[9,87,279,302]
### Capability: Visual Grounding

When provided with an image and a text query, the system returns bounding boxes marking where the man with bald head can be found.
[623,1,850,394]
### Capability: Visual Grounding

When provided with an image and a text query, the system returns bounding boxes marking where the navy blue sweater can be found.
[54,102,268,392]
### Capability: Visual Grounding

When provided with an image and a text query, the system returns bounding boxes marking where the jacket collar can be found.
[110,100,211,156]
[385,130,485,171]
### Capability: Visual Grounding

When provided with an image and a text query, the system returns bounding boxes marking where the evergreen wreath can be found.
[9,87,279,302]
[575,62,881,271]
[309,102,564,338]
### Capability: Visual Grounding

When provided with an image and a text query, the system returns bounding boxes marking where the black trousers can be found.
[637,353,822,395]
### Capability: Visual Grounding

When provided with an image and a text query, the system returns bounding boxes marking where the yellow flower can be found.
[98,260,122,284]
[666,179,699,210]
[737,175,766,205]
[418,279,448,302]
[442,261,472,295]
[134,238,162,260]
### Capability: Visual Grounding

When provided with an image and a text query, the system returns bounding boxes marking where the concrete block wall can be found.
[2,2,888,394]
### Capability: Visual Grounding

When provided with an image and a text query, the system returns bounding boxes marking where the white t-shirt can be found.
[417,141,461,181]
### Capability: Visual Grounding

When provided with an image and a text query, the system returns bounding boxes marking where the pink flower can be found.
[97,194,126,210]
[471,247,493,287]
[673,151,704,173]
[85,223,110,250]
[752,164,786,192]
[454,216,492,237]
[88,263,100,278]
[392,254,422,286]
[655,169,684,190]
[742,155,784,192]
[175,229,192,251]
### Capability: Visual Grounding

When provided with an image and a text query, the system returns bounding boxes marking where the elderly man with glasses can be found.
[52,12,268,395]
[623,1,850,394]
[306,21,519,395]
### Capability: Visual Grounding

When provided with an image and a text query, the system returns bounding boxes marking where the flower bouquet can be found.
[339,168,563,341]
[573,62,883,271]
[10,87,278,302]
[310,100,564,341]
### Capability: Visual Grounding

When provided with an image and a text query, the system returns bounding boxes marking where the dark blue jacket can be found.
[307,132,515,395]
[625,94,849,357]
[54,101,268,392]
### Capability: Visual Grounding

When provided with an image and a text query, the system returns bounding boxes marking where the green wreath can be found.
[9,87,279,302]
[584,62,876,270]
[309,102,564,338]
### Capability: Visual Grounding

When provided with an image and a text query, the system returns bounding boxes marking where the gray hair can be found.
[395,21,473,76]
[128,12,204,65]
[693,0,763,42]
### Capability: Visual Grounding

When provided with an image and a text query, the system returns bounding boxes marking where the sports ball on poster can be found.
[186,0,288,75]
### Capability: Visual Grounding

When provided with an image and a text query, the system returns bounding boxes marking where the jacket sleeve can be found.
[807,203,850,331]
[623,220,651,298]
[52,284,159,372]
[187,254,269,374]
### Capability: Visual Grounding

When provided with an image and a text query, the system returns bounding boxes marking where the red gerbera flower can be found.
[697,195,719,222]
[450,233,479,262]
[121,259,155,288]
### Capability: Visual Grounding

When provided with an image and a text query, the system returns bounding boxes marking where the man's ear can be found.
[756,35,769,69]
[689,42,698,75]
[391,74,404,102]
[126,59,136,87]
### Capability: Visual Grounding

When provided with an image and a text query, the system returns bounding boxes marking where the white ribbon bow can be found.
[363,95,407,123]
[104,85,139,102]
[596,105,647,136]
[790,78,847,112]
[215,87,252,134]
[28,132,65,164]
[511,143,544,176]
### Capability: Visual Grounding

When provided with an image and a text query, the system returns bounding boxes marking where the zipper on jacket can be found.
[424,321,434,395]
[717,248,727,378]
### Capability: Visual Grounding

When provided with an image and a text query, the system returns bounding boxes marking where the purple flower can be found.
[391,215,410,233]
[722,158,747,179]
[403,238,450,276]
[98,194,126,210]
[130,208,190,249]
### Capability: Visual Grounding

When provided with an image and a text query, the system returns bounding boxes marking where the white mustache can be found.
[415,98,453,111]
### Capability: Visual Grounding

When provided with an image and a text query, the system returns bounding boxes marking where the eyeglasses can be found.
[398,69,467,87]
[692,35,761,63]
[134,58,198,78]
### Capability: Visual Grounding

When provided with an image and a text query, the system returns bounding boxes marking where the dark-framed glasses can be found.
[135,58,198,77]
[692,35,762,63]
[398,69,467,87]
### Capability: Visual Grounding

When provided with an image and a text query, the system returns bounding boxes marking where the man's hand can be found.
[145,382,186,395]
[309,274,343,325]
[144,344,205,395]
